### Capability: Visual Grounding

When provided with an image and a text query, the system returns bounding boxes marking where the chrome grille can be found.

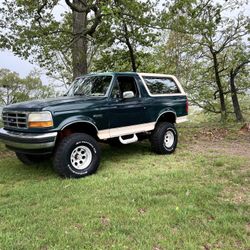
[2,111,28,129]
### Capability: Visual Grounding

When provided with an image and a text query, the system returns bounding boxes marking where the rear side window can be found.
[142,76,180,95]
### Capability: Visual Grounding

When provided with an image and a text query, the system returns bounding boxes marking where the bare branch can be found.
[190,99,221,114]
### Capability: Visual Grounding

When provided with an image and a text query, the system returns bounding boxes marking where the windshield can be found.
[67,75,112,97]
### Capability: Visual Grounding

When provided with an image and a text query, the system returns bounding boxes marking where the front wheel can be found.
[150,122,178,154]
[53,133,101,178]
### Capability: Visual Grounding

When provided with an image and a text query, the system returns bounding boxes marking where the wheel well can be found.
[58,122,98,141]
[157,112,176,124]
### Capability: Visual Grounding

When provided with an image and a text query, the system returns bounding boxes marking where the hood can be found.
[4,96,105,112]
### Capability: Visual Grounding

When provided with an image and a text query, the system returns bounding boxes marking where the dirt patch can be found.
[221,186,250,204]
[198,128,230,141]
[0,150,15,159]
[240,123,250,133]
[189,139,250,159]
[187,126,250,160]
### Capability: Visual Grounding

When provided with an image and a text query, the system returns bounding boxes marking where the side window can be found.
[143,77,180,95]
[111,76,139,98]
[111,81,120,98]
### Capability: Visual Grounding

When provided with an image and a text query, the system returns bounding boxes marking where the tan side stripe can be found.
[98,116,188,140]
[98,122,155,140]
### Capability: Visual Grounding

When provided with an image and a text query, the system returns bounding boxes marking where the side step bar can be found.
[119,134,138,145]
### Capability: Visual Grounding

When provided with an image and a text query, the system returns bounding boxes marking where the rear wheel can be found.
[150,122,178,154]
[15,152,49,165]
[53,133,101,178]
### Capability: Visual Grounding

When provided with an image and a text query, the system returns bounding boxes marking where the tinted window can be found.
[111,76,139,98]
[143,77,180,94]
[67,76,112,97]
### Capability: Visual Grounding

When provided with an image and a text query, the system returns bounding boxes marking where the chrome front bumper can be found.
[0,128,57,150]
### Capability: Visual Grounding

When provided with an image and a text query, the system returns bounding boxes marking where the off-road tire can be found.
[150,122,178,154]
[15,152,49,165]
[53,133,101,178]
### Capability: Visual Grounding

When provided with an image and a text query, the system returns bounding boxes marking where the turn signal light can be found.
[28,121,53,128]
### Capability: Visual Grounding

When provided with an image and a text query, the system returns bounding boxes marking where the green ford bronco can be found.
[0,72,188,178]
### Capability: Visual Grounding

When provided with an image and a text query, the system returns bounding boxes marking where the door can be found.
[108,75,148,136]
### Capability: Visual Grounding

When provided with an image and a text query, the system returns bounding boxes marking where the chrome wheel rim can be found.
[164,131,175,148]
[70,146,92,170]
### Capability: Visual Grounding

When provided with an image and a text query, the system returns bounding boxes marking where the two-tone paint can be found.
[0,72,188,153]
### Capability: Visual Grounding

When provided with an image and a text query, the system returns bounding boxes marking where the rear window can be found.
[142,76,180,95]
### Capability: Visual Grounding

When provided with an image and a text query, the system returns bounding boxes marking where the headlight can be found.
[28,111,53,128]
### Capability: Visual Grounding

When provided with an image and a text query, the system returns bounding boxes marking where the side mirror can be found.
[123,91,135,99]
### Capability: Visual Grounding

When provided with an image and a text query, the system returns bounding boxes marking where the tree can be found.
[0,0,158,80]
[0,68,54,105]
[0,0,108,80]
[90,0,158,72]
[151,31,194,80]
[162,0,249,121]
[228,45,250,122]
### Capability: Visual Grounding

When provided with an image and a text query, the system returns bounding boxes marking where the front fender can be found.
[56,115,98,131]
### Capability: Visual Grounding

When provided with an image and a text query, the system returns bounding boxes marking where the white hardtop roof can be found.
[138,73,176,78]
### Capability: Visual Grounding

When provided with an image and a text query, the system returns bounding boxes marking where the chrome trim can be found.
[61,121,98,132]
[2,111,55,129]
[1,140,56,150]
[2,111,29,115]
[0,128,57,140]
[0,128,57,149]
[2,111,29,129]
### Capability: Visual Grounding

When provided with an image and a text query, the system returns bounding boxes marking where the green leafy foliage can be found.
[88,0,159,72]
[0,0,73,83]
[160,0,250,121]
[0,0,249,121]
[0,68,55,105]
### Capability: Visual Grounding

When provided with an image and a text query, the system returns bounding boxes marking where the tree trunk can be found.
[230,70,244,122]
[72,0,88,79]
[212,52,227,121]
[123,23,137,72]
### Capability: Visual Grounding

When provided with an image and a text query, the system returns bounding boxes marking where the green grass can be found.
[0,123,249,250]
